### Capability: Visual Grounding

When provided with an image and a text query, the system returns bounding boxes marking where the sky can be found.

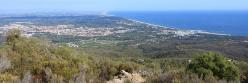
[0,0,248,14]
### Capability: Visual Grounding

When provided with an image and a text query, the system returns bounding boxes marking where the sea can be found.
[110,11,248,36]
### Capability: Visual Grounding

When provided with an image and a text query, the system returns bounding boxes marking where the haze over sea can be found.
[111,11,248,36]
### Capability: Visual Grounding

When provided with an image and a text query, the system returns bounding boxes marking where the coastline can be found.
[123,17,230,36]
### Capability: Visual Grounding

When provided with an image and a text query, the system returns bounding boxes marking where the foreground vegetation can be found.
[0,29,248,83]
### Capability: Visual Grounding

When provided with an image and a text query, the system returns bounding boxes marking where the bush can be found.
[241,71,248,83]
[118,62,139,73]
[0,73,13,82]
[98,60,118,81]
[187,52,240,81]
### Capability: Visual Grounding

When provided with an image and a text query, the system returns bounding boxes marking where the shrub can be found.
[241,71,248,83]
[187,52,240,81]
[98,60,119,81]
[118,62,139,73]
[0,73,13,82]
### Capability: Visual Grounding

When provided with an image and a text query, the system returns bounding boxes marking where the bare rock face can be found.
[107,70,145,83]
[0,55,11,73]
[21,72,32,83]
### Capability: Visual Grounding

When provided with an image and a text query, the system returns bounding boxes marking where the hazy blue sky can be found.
[0,0,248,13]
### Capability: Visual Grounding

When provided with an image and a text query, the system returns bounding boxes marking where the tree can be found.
[6,29,21,51]
[187,52,240,81]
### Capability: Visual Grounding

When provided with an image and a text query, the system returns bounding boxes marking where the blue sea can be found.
[110,11,248,36]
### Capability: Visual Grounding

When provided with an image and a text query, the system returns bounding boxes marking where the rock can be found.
[44,68,53,83]
[0,55,11,73]
[69,71,86,83]
[70,65,86,83]
[21,72,32,83]
[107,70,145,83]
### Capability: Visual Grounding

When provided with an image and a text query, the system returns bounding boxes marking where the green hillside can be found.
[1,29,248,83]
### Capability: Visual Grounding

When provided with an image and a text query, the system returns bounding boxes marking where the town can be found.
[0,22,135,37]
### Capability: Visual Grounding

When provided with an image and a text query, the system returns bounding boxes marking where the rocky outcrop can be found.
[21,72,32,83]
[107,70,145,83]
[0,55,11,73]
